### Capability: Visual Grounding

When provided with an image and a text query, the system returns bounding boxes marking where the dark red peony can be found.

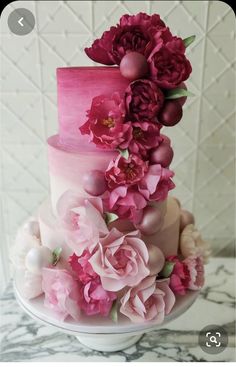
[80,92,132,150]
[125,79,164,122]
[105,153,148,189]
[148,38,192,89]
[85,12,171,65]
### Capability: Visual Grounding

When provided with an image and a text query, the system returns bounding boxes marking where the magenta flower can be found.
[69,251,97,284]
[125,79,164,122]
[89,228,150,291]
[129,122,162,157]
[148,38,192,89]
[105,153,147,190]
[80,92,132,150]
[108,186,147,223]
[138,164,175,202]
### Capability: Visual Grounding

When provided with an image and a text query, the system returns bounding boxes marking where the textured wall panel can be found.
[0,1,235,292]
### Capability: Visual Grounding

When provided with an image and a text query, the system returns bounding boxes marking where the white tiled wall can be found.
[0,1,235,291]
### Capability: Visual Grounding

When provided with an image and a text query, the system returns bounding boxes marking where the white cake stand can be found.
[14,276,199,352]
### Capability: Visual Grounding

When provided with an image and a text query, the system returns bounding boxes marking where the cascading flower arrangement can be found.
[12,13,210,325]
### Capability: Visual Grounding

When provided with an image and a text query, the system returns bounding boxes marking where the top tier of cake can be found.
[57,67,129,150]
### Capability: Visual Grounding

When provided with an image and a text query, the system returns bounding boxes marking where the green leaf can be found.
[118,148,129,160]
[110,300,118,323]
[105,212,119,224]
[52,247,62,266]
[159,261,175,278]
[183,35,196,48]
[165,88,195,100]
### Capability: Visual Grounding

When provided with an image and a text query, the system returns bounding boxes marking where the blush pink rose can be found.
[120,276,175,323]
[108,186,147,223]
[42,268,81,321]
[138,164,175,202]
[89,228,150,291]
[79,278,116,316]
[125,79,164,122]
[184,256,205,291]
[85,12,170,65]
[148,38,192,89]
[105,153,148,190]
[80,93,132,150]
[129,122,162,158]
[57,191,108,256]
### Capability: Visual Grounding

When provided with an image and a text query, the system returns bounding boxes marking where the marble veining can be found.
[0,258,235,362]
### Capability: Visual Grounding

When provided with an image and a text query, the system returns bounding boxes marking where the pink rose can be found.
[125,79,164,122]
[108,186,147,223]
[89,228,150,291]
[184,256,205,291]
[85,13,169,65]
[57,191,108,256]
[42,268,81,321]
[148,38,192,89]
[129,122,162,157]
[167,255,190,295]
[80,93,132,150]
[105,153,147,190]
[79,278,116,316]
[138,164,175,202]
[120,276,175,323]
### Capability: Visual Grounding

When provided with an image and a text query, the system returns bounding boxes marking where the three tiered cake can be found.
[12,12,210,325]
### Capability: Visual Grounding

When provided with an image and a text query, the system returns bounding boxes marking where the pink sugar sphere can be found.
[120,52,149,81]
[150,142,174,167]
[173,197,181,208]
[147,244,165,276]
[177,82,187,106]
[135,206,163,235]
[83,170,107,196]
[180,209,195,232]
[158,100,183,126]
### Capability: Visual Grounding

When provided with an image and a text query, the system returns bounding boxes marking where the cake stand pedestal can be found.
[14,276,198,352]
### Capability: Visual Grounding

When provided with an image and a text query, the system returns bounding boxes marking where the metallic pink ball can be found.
[147,244,165,276]
[150,142,174,167]
[158,100,183,126]
[120,52,149,81]
[135,206,163,235]
[173,197,181,208]
[180,209,195,232]
[83,170,107,196]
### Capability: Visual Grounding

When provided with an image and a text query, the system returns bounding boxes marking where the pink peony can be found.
[42,268,81,321]
[108,186,147,223]
[89,228,150,291]
[148,38,192,89]
[129,122,162,158]
[79,278,116,316]
[105,153,148,190]
[138,164,175,202]
[184,256,205,291]
[125,79,164,122]
[167,255,190,295]
[85,12,169,65]
[120,276,175,323]
[68,251,97,284]
[80,93,132,150]
[57,191,108,256]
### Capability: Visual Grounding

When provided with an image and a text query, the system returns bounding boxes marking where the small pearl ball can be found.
[135,206,163,235]
[25,247,52,275]
[158,100,183,126]
[83,170,107,196]
[23,220,40,238]
[148,244,165,276]
[120,52,149,81]
[180,209,195,232]
[150,143,174,167]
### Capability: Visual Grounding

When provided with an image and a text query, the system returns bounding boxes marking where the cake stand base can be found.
[76,333,143,352]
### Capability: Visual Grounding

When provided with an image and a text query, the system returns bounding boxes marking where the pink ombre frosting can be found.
[57,67,130,149]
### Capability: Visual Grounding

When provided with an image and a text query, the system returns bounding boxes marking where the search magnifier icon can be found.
[209,335,217,344]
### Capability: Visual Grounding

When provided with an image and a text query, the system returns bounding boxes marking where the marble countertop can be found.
[0,258,235,362]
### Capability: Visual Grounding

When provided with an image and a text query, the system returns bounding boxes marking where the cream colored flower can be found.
[180,224,211,264]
